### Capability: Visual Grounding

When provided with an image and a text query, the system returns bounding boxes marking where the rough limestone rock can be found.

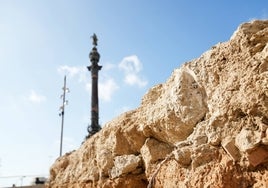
[47,20,268,188]
[141,138,173,175]
[110,154,142,179]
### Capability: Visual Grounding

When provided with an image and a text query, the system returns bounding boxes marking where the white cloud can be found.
[103,62,116,71]
[119,55,148,87]
[125,73,147,87]
[119,55,142,73]
[57,57,146,103]
[58,64,119,102]
[57,65,82,77]
[28,90,46,103]
[86,78,119,102]
[99,79,119,101]
[57,65,87,82]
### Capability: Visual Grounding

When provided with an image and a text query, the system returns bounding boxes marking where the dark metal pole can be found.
[87,34,102,138]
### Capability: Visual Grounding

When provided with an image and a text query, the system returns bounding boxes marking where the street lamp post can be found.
[59,75,69,157]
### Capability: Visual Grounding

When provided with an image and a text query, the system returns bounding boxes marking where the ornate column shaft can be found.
[87,34,102,138]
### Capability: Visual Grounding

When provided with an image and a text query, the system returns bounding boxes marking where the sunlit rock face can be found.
[47,20,268,188]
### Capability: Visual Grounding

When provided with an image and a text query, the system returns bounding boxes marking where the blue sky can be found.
[0,0,267,186]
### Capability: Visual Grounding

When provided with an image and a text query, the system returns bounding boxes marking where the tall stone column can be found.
[87,34,102,138]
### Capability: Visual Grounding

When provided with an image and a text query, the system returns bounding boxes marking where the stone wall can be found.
[47,20,268,188]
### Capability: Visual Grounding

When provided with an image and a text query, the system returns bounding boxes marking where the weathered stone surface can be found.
[47,20,268,188]
[191,144,219,169]
[235,128,262,152]
[172,147,191,166]
[140,138,173,176]
[140,67,208,144]
[262,128,268,145]
[222,137,240,161]
[247,147,268,167]
[110,154,142,178]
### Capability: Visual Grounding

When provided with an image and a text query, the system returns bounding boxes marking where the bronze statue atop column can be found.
[87,33,102,138]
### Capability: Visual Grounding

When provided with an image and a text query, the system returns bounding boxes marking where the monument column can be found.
[87,33,102,138]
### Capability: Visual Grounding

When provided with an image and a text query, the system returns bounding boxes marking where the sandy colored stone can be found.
[247,147,268,167]
[47,20,268,188]
[140,138,173,176]
[172,147,191,166]
[110,154,142,178]
[222,137,240,161]
[140,67,208,144]
[235,128,262,152]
